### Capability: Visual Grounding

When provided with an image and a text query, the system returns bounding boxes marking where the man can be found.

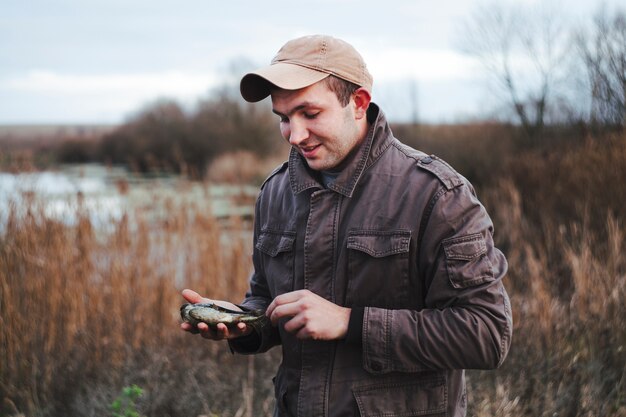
[181,34,512,417]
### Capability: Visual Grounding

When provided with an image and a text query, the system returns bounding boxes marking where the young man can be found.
[181,34,512,417]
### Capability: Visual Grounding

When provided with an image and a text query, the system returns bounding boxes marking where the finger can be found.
[282,313,306,334]
[213,323,231,340]
[269,302,303,325]
[228,323,252,338]
[197,322,223,340]
[266,290,307,317]
[182,288,211,304]
[222,322,252,338]
[211,300,244,311]
[182,288,201,303]
[196,322,211,334]
[180,322,199,334]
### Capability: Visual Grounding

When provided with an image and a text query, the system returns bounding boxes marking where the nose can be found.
[287,119,308,147]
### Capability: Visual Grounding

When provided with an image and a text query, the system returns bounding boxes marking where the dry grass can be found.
[0,195,279,417]
[1,132,625,416]
[205,150,289,185]
[470,179,626,417]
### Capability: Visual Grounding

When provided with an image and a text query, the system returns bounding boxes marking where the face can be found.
[271,81,366,172]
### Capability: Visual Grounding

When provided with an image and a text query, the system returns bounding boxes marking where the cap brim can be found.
[240,63,330,102]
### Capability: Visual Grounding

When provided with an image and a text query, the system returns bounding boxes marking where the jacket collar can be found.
[288,103,394,197]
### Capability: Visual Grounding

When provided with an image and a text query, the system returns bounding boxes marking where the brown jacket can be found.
[231,104,512,417]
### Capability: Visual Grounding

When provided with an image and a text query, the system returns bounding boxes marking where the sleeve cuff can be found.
[228,330,262,353]
[345,307,364,345]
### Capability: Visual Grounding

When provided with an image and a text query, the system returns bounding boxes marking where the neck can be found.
[327,119,370,174]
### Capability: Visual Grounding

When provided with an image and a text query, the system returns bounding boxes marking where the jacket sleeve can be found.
[362,181,513,374]
[228,192,281,354]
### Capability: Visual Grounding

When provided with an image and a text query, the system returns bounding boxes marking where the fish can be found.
[180,302,269,332]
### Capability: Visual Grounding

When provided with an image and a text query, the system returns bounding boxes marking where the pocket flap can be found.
[347,230,411,258]
[256,231,295,257]
[353,377,447,416]
[443,233,487,261]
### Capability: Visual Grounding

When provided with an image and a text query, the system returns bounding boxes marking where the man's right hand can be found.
[180,289,252,341]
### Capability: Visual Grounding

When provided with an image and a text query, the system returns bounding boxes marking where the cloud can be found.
[1,70,218,97]
[366,48,481,82]
[0,70,222,123]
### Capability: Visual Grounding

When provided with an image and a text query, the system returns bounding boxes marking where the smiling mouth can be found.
[300,144,321,157]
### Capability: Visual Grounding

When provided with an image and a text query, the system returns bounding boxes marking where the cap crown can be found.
[271,35,373,91]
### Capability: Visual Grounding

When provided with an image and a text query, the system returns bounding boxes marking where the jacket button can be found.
[421,156,433,164]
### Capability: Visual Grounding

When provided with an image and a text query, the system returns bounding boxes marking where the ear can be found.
[352,88,371,120]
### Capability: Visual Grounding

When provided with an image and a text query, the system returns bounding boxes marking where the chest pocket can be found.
[346,230,412,308]
[255,230,296,298]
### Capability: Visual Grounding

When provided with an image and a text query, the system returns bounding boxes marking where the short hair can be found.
[323,75,360,107]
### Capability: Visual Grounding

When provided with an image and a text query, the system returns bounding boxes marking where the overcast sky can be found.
[0,0,619,125]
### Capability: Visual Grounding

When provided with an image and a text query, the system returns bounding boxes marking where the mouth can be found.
[299,144,321,158]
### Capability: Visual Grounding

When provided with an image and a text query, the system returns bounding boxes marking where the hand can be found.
[266,289,351,340]
[179,289,252,340]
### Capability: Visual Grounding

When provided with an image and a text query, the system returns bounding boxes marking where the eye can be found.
[277,115,288,123]
[304,112,319,120]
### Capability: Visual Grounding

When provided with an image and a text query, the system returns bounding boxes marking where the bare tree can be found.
[458,2,569,141]
[577,7,626,129]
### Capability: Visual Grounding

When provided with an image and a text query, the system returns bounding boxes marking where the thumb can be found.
[182,289,211,304]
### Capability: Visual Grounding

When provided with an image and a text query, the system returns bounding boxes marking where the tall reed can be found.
[0,192,276,416]
[469,180,626,417]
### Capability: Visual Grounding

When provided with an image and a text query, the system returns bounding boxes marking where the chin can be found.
[307,161,333,172]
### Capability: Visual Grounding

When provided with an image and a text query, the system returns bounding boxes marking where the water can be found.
[0,164,257,231]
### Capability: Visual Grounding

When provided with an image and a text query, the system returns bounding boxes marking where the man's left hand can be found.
[266,289,351,340]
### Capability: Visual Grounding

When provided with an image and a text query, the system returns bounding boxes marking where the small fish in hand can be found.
[180,302,269,332]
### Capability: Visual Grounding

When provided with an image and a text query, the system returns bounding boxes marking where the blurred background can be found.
[1,1,625,416]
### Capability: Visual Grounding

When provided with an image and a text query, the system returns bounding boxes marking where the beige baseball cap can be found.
[240,35,373,102]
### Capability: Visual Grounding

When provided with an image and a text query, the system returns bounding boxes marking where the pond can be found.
[0,164,258,231]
